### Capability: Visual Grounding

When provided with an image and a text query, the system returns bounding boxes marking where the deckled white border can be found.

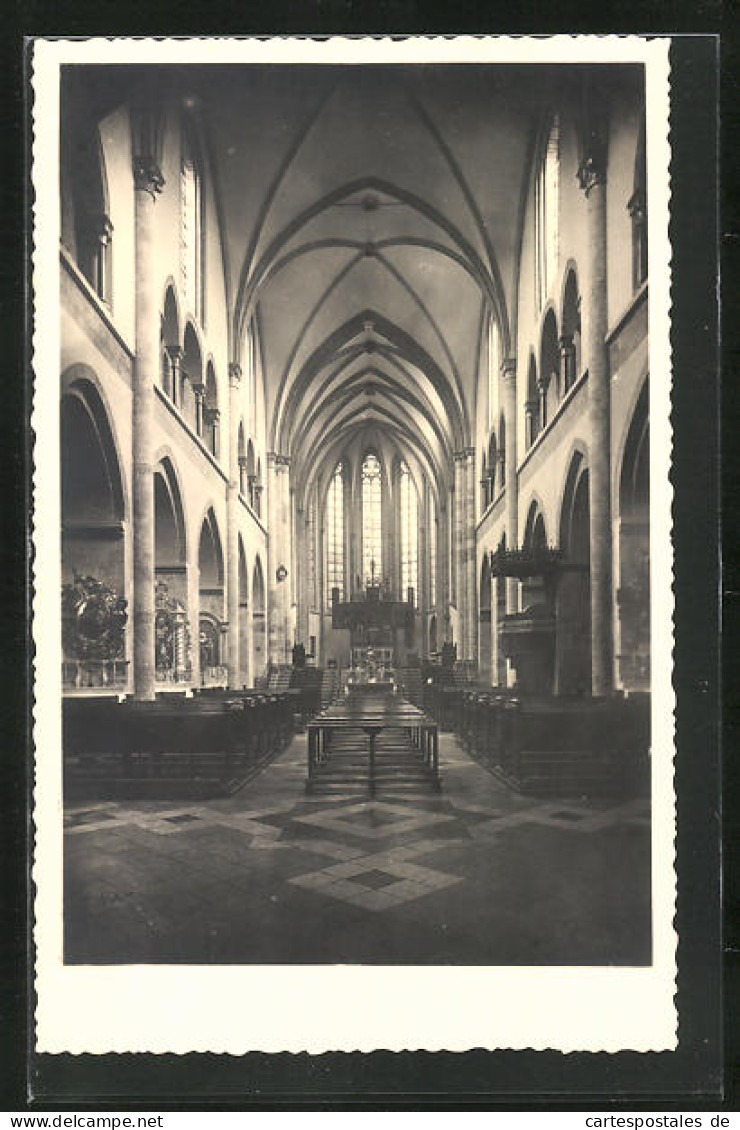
[31,35,674,1054]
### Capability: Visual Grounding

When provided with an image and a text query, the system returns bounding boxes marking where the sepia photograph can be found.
[32,36,675,1054]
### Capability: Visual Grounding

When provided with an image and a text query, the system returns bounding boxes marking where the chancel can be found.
[60,61,652,965]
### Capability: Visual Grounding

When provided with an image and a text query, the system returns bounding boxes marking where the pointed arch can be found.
[479,551,493,685]
[251,553,267,683]
[540,305,560,424]
[617,376,650,690]
[555,450,591,695]
[198,507,224,589]
[561,265,581,392]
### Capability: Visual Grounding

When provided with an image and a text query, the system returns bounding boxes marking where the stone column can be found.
[186,557,200,688]
[165,345,182,406]
[267,453,291,665]
[419,480,429,654]
[502,359,519,614]
[560,334,575,393]
[452,453,465,654]
[192,383,205,438]
[93,214,114,305]
[204,406,219,459]
[226,362,241,689]
[464,448,477,662]
[579,122,613,695]
[537,374,548,431]
[130,101,164,702]
[524,397,536,449]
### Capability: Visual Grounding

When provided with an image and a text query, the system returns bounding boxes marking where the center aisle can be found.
[64,729,651,966]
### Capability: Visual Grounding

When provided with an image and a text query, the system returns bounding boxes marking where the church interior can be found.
[59,61,652,965]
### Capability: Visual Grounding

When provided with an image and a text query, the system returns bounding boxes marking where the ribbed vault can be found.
[157,64,547,500]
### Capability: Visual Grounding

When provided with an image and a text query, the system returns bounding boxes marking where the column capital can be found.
[131,88,166,200]
[203,406,220,425]
[165,343,183,362]
[228,361,242,387]
[501,357,517,382]
[453,450,468,464]
[133,161,165,199]
[627,188,647,223]
[191,381,206,399]
[269,452,291,469]
[90,212,114,244]
[577,155,606,197]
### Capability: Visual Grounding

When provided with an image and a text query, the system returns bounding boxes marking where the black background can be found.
[0,3,729,1110]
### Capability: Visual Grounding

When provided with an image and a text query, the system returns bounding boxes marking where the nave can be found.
[64,724,651,966]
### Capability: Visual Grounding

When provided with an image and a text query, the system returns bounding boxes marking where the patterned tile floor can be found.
[64,733,651,965]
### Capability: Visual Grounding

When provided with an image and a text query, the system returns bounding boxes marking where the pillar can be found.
[93,214,114,305]
[130,101,164,701]
[502,359,518,614]
[560,334,575,393]
[186,558,200,688]
[267,452,291,665]
[452,452,465,654]
[204,407,219,460]
[192,383,205,438]
[226,362,241,688]
[419,480,430,655]
[166,345,182,407]
[537,374,548,431]
[464,448,477,662]
[579,121,613,695]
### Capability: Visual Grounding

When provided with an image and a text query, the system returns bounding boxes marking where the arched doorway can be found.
[478,554,493,685]
[555,453,591,695]
[154,458,190,685]
[198,509,225,686]
[617,379,650,690]
[60,375,127,690]
[238,535,251,687]
[252,555,266,684]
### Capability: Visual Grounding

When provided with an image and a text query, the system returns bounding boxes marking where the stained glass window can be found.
[181,133,202,320]
[399,461,418,605]
[488,318,500,433]
[535,115,560,310]
[362,453,382,584]
[326,463,344,601]
[429,505,437,607]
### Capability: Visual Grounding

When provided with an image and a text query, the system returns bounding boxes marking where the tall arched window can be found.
[307,497,317,608]
[362,453,383,584]
[181,126,203,322]
[399,461,418,605]
[488,316,500,432]
[326,462,345,601]
[535,115,560,310]
[429,505,437,608]
[628,117,648,290]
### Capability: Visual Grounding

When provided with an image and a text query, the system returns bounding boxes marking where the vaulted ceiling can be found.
[174,65,553,497]
[92,64,556,497]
